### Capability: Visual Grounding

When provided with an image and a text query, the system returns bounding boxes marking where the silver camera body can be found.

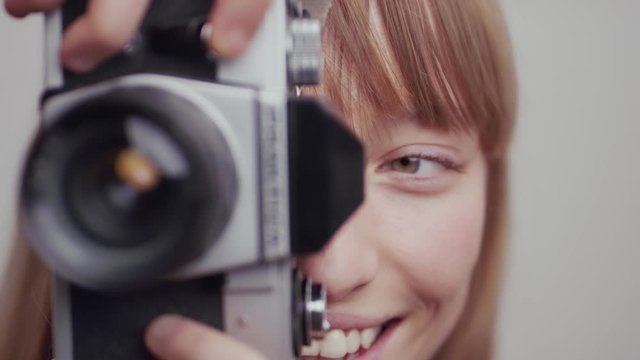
[20,0,363,359]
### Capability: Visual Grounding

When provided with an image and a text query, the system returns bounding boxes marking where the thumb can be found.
[145,314,265,360]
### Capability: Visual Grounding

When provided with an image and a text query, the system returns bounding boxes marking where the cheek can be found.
[373,183,486,304]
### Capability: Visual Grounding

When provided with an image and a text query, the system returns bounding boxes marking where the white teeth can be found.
[345,329,360,353]
[320,329,348,358]
[300,340,320,356]
[301,326,383,358]
[360,327,381,349]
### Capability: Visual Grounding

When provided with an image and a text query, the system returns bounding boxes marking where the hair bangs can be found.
[315,0,516,157]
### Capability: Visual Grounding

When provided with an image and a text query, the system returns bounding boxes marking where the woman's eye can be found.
[389,156,444,176]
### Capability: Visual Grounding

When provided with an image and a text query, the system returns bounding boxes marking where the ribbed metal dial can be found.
[287,18,322,85]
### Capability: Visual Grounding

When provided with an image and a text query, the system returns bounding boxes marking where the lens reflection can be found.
[61,114,189,248]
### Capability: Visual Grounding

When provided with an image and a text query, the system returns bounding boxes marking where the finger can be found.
[60,0,150,73]
[4,0,62,18]
[207,0,272,58]
[145,315,265,360]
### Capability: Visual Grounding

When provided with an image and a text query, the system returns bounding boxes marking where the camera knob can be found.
[287,18,322,85]
[305,281,330,339]
[293,271,329,355]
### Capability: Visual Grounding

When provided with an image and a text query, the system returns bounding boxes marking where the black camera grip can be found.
[69,275,224,359]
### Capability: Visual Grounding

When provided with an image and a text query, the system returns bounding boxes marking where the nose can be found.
[297,200,379,302]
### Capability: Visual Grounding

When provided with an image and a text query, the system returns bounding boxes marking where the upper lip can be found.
[326,311,396,330]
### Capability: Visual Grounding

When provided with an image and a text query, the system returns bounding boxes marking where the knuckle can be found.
[5,0,60,17]
[89,20,132,52]
[4,1,26,17]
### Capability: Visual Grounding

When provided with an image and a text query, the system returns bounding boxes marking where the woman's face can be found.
[298,116,488,359]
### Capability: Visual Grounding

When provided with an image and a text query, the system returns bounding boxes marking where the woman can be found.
[0,0,516,359]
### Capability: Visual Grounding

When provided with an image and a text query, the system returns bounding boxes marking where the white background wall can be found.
[0,10,41,275]
[498,0,640,359]
[1,1,639,359]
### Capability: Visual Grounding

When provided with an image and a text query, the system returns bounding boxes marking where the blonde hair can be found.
[0,1,516,359]
[0,231,52,360]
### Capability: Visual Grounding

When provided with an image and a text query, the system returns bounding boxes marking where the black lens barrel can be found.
[22,85,237,290]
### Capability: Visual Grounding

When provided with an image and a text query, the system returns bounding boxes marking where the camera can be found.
[19,0,363,358]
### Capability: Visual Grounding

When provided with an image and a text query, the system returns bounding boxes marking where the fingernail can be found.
[64,54,96,73]
[146,315,184,346]
[211,27,250,58]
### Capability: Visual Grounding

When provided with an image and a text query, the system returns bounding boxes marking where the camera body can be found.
[20,0,363,359]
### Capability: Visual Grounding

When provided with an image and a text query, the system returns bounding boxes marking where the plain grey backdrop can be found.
[1,1,639,359]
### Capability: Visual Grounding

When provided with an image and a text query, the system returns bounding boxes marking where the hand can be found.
[145,315,266,360]
[4,0,272,72]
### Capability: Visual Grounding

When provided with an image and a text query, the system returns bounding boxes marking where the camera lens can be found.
[22,84,237,289]
[62,114,186,249]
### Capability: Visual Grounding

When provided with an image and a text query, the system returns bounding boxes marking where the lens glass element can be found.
[59,112,190,248]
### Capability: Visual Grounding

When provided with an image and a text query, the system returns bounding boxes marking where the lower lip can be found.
[353,319,402,360]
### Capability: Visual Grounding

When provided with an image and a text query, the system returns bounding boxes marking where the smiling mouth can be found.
[299,318,401,359]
